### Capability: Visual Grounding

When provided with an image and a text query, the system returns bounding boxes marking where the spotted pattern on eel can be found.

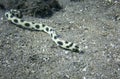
[5,9,84,53]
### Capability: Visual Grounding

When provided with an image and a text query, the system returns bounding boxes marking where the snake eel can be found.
[5,9,84,53]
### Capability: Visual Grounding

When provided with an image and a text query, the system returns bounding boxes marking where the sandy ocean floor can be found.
[0,0,120,79]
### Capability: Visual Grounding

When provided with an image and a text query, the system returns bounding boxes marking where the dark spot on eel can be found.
[65,41,68,44]
[75,45,79,49]
[42,24,45,27]
[25,23,30,27]
[35,25,40,29]
[53,35,60,39]
[46,27,49,31]
[20,19,24,22]
[57,41,63,46]
[50,29,53,31]
[10,15,13,18]
[51,34,53,37]
[5,14,8,18]
[32,22,35,24]
[66,43,73,48]
[72,48,79,52]
[13,19,18,23]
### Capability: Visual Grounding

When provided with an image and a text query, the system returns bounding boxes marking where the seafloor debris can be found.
[0,0,62,18]
[114,14,120,21]
[16,0,62,17]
